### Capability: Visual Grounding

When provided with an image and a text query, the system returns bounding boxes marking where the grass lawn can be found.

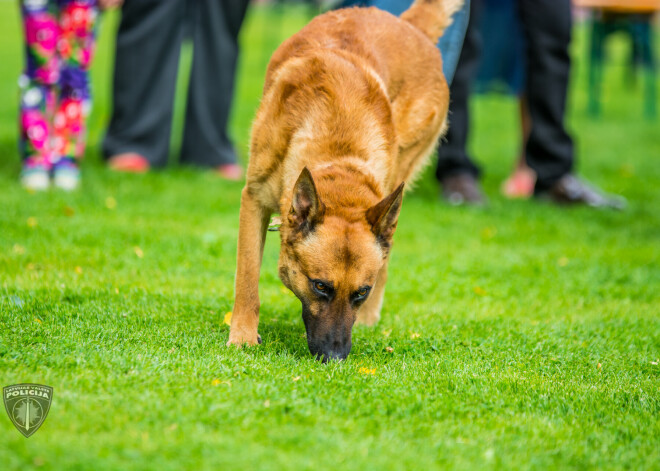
[1,4,659,470]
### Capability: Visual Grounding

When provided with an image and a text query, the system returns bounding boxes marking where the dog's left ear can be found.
[366,182,404,251]
[289,167,325,235]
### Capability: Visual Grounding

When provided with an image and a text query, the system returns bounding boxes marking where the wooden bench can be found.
[575,0,660,13]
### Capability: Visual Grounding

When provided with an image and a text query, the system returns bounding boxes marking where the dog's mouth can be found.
[302,307,352,362]
[307,338,352,362]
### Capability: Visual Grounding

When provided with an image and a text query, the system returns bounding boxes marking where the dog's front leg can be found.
[356,259,389,326]
[228,186,271,346]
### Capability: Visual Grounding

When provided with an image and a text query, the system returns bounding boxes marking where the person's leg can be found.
[435,0,482,182]
[438,0,470,85]
[517,0,574,192]
[19,0,60,190]
[501,95,536,198]
[519,0,624,208]
[52,0,98,190]
[179,0,250,170]
[102,0,185,168]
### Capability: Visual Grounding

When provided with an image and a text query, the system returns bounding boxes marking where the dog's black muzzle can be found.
[302,307,352,362]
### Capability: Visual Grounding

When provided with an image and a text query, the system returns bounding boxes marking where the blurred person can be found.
[437,0,624,208]
[19,0,122,191]
[344,0,625,209]
[439,0,535,203]
[102,0,250,179]
[468,0,534,199]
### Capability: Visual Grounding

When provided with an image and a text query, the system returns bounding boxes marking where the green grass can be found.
[1,4,659,470]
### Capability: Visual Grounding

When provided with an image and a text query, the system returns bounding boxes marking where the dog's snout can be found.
[306,329,352,362]
[302,303,354,361]
[307,332,351,361]
[311,344,351,362]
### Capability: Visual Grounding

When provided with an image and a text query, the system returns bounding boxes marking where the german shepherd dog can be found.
[228,0,463,360]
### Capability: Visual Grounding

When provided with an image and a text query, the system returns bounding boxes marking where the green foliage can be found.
[1,5,658,471]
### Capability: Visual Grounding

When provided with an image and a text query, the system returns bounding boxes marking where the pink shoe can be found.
[215,163,243,181]
[108,153,150,173]
[502,168,536,199]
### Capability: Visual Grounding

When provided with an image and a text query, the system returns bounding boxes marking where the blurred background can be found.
[0,0,658,193]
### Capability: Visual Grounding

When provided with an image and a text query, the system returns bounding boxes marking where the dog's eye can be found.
[310,279,332,297]
[354,286,371,300]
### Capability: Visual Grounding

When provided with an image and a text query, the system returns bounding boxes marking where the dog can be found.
[228,0,463,360]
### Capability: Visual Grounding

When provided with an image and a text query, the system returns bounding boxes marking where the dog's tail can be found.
[400,0,464,44]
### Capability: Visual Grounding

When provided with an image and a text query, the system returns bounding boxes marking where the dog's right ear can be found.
[289,167,325,235]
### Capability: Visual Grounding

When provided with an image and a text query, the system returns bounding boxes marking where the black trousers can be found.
[436,0,575,191]
[102,0,250,167]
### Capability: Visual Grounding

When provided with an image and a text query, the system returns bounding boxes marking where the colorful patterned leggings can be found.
[19,0,97,169]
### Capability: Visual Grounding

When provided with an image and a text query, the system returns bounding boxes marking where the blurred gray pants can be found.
[103,0,250,167]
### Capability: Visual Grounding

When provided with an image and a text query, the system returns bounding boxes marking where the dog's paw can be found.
[227,329,262,347]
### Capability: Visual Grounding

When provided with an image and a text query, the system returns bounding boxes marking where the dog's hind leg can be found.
[356,259,389,326]
[227,186,271,347]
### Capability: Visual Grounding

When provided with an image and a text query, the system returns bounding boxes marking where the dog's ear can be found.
[366,182,404,252]
[289,167,325,235]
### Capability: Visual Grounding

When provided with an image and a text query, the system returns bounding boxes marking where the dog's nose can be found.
[309,340,351,362]
[314,350,349,362]
[303,310,353,361]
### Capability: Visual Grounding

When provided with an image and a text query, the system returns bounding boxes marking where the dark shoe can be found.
[536,174,626,210]
[441,173,486,206]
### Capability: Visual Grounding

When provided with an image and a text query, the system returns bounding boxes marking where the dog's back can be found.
[247,1,462,210]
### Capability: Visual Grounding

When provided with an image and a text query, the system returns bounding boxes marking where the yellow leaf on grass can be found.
[211,379,221,386]
[480,226,497,240]
[557,256,569,267]
[223,311,232,326]
[473,286,487,296]
[134,246,144,258]
[359,367,376,375]
[27,217,38,228]
[105,196,117,210]
[75,266,83,275]
[13,244,25,255]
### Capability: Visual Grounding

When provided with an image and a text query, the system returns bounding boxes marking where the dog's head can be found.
[278,168,404,361]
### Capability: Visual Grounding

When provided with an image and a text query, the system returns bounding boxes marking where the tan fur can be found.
[228,1,462,357]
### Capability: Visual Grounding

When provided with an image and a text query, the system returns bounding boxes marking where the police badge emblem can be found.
[3,383,53,437]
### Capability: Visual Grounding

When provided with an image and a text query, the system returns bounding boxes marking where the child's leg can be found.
[52,0,98,189]
[19,0,61,189]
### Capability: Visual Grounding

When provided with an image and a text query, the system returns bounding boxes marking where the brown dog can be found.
[228,0,463,360]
